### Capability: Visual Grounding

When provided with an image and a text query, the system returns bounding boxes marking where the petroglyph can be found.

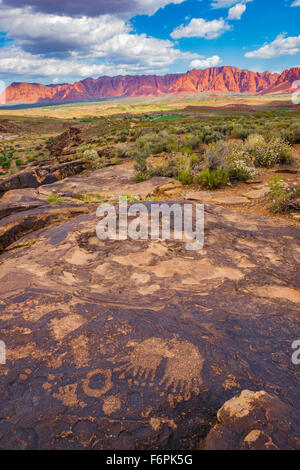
[158,339,204,397]
[150,417,177,431]
[116,337,204,400]
[82,369,113,398]
[102,394,121,415]
[51,314,86,341]
[70,335,89,368]
[117,338,170,383]
[53,384,83,407]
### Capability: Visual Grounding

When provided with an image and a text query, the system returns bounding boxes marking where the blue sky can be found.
[0,0,299,85]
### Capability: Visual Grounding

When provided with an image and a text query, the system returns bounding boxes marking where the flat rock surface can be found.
[243,187,270,200]
[38,166,174,199]
[0,198,299,449]
[185,191,251,205]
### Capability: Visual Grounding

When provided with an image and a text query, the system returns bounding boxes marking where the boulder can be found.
[204,390,300,450]
[47,127,82,156]
[0,160,90,196]
[0,204,91,252]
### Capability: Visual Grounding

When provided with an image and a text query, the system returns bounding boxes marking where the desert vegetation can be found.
[0,105,299,220]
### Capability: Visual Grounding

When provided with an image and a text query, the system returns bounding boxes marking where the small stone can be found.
[185,191,213,202]
[243,188,270,199]
[157,182,183,193]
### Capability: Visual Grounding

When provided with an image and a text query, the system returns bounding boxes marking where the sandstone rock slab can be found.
[0,203,299,449]
[186,191,251,205]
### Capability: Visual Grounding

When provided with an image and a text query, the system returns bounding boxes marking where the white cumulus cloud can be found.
[227,3,246,20]
[0,6,202,80]
[245,33,300,59]
[0,11,129,55]
[171,17,231,40]
[190,55,222,69]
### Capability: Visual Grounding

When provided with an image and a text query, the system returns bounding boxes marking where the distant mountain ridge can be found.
[2,66,300,105]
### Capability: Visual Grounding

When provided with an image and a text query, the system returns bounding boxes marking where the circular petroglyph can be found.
[82,369,113,398]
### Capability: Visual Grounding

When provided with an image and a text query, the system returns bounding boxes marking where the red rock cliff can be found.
[2,66,299,105]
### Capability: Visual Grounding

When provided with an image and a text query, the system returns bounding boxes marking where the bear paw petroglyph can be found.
[158,339,204,396]
[115,337,204,400]
[117,337,170,383]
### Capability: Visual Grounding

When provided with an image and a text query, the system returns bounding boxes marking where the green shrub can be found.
[267,177,293,213]
[196,169,229,190]
[136,130,178,154]
[132,148,150,182]
[230,126,251,140]
[281,128,300,144]
[148,153,197,184]
[182,134,201,150]
[203,131,223,144]
[272,139,293,164]
[178,170,193,185]
[244,134,265,153]
[46,194,63,204]
[73,193,103,203]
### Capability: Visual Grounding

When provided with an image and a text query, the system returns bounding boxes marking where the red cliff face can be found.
[260,67,300,95]
[2,66,299,105]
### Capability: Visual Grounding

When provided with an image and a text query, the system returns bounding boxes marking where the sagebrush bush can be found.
[205,141,226,170]
[281,128,300,144]
[244,134,266,153]
[148,153,198,183]
[204,141,255,181]
[230,126,251,140]
[271,138,293,164]
[224,142,256,181]
[82,149,99,161]
[136,131,178,154]
[112,143,131,158]
[203,131,223,144]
